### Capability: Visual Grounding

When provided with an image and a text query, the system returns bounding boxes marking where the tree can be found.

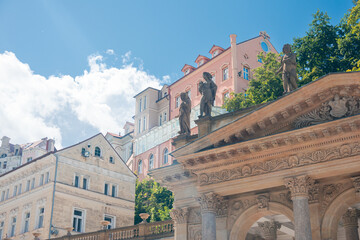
[292,11,342,85]
[223,52,283,112]
[134,178,173,224]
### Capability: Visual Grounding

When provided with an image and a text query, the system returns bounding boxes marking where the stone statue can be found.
[199,72,217,118]
[276,44,298,93]
[178,92,191,135]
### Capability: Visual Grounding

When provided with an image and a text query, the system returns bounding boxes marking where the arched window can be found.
[138,160,143,174]
[163,148,169,164]
[0,154,7,158]
[94,147,101,157]
[149,154,154,169]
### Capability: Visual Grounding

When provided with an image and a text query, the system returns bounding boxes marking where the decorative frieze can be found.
[198,142,360,185]
[170,208,189,224]
[284,175,314,199]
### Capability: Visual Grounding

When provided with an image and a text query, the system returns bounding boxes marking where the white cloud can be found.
[106,49,114,55]
[0,51,162,148]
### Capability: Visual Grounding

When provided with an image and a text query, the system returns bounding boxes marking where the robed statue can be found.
[276,44,298,93]
[178,92,191,135]
[199,72,217,118]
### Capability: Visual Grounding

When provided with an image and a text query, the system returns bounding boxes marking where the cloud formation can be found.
[0,51,163,148]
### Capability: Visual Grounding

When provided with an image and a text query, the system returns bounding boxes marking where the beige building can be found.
[151,72,360,240]
[0,133,136,240]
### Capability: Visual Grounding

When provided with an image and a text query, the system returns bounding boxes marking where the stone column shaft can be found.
[343,208,359,240]
[198,192,223,240]
[285,175,313,240]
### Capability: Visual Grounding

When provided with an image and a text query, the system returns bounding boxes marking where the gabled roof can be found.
[171,72,360,160]
[133,87,160,98]
[209,45,224,55]
[181,64,196,72]
[195,55,210,63]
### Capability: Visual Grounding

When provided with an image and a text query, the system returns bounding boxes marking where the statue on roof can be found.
[178,92,192,135]
[276,44,298,94]
[199,72,217,118]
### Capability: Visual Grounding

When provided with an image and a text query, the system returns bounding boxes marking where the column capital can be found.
[351,176,360,195]
[170,207,189,224]
[284,175,314,199]
[198,192,224,213]
[343,208,359,228]
[258,220,281,240]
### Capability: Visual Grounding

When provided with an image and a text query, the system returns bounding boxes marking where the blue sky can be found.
[0,0,354,147]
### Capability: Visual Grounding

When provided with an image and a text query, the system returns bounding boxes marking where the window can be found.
[139,98,142,113]
[164,112,167,122]
[185,69,190,75]
[74,175,80,188]
[0,221,4,239]
[143,116,146,131]
[175,96,180,108]
[104,183,109,195]
[13,186,17,197]
[18,184,22,195]
[143,96,147,110]
[10,216,16,237]
[15,149,19,155]
[138,119,141,134]
[82,177,88,190]
[0,154,6,158]
[81,148,86,156]
[243,67,249,80]
[213,50,219,57]
[45,172,50,184]
[27,157,32,163]
[37,207,44,228]
[261,41,269,52]
[1,191,4,201]
[94,147,101,157]
[163,148,169,164]
[199,60,204,66]
[109,156,114,164]
[223,67,229,81]
[5,189,9,199]
[104,215,115,229]
[72,209,84,233]
[187,90,191,100]
[159,115,162,126]
[23,212,30,233]
[211,74,216,82]
[3,161,6,169]
[149,154,154,170]
[26,180,30,191]
[138,160,143,174]
[111,185,117,197]
[39,174,44,186]
[10,217,16,237]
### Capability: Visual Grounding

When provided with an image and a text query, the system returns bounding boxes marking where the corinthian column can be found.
[342,208,359,240]
[284,175,313,240]
[170,207,189,240]
[258,220,281,240]
[198,192,223,240]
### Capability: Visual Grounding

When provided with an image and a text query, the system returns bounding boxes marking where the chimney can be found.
[1,136,10,149]
[230,34,239,93]
[47,139,55,152]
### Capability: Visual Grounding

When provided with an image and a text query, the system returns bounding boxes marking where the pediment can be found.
[172,72,360,158]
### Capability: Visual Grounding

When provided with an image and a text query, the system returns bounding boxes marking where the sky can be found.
[0,0,354,148]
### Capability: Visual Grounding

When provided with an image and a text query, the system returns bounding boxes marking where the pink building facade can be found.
[132,32,278,180]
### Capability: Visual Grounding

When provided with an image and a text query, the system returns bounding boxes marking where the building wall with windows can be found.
[0,133,136,239]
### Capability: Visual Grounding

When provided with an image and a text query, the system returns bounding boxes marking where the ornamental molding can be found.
[37,197,47,205]
[284,175,314,199]
[342,208,359,227]
[256,194,269,210]
[351,176,360,194]
[23,203,32,211]
[0,212,6,219]
[188,224,202,240]
[182,118,360,170]
[198,142,360,185]
[170,208,189,224]
[320,183,345,215]
[10,208,19,215]
[258,220,281,239]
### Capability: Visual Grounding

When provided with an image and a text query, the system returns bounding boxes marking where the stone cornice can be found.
[177,115,360,171]
[172,72,360,158]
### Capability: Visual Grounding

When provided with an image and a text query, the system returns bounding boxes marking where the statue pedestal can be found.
[195,116,212,137]
[172,134,198,149]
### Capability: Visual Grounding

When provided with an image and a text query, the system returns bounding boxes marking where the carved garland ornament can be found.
[170,208,189,224]
[199,143,360,185]
[294,94,360,128]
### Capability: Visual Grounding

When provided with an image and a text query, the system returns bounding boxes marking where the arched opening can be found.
[230,202,294,240]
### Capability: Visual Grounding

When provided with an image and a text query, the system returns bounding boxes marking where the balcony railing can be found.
[49,220,174,240]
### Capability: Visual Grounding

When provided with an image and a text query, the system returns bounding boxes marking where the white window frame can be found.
[94,146,101,157]
[103,214,116,229]
[175,96,180,108]
[9,216,16,237]
[111,184,117,198]
[45,172,50,184]
[143,116,146,131]
[143,96,147,110]
[26,180,30,192]
[82,176,89,190]
[243,67,249,80]
[31,178,35,189]
[72,208,86,233]
[22,212,30,233]
[18,184,22,195]
[36,207,45,229]
[0,220,4,239]
[104,183,110,195]
[13,185,17,197]
[223,67,229,81]
[39,174,44,186]
[74,174,80,188]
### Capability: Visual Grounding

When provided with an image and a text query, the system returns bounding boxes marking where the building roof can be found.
[133,87,160,98]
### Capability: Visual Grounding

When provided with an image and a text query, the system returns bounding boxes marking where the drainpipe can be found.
[230,34,239,93]
[48,153,59,239]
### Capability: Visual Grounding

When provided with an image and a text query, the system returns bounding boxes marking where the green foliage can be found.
[223,52,283,112]
[134,178,173,225]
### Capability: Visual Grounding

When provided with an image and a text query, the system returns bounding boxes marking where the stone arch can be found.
[321,188,359,240]
[229,202,294,240]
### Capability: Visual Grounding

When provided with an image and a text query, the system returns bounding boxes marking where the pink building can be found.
[132,32,278,180]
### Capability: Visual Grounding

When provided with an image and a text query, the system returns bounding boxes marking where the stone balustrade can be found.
[49,220,174,240]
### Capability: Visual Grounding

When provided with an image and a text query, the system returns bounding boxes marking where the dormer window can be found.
[199,60,204,66]
[185,69,190,75]
[213,50,219,57]
[209,45,225,58]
